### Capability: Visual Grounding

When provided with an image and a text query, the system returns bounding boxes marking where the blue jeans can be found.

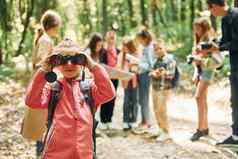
[123,87,138,123]
[138,72,151,124]
[230,71,238,135]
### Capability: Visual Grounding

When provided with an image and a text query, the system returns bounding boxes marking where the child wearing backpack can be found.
[150,39,178,142]
[25,39,115,159]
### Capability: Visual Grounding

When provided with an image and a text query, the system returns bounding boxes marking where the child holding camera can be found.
[150,39,178,142]
[190,17,218,141]
[25,39,115,159]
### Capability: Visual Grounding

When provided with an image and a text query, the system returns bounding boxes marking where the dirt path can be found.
[0,80,237,159]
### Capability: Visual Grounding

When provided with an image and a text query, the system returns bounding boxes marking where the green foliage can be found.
[0,0,236,80]
[0,65,16,81]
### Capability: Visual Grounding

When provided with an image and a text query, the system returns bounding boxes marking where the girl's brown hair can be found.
[136,29,152,45]
[34,10,61,47]
[121,39,137,68]
[193,17,214,45]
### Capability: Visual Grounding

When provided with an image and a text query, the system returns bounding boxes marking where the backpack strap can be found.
[42,81,62,154]
[79,79,98,159]
[47,81,62,130]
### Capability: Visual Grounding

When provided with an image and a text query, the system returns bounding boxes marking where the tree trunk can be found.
[16,0,34,56]
[235,0,238,7]
[0,48,2,65]
[180,0,186,21]
[197,0,203,11]
[82,0,92,35]
[140,0,148,26]
[190,0,195,28]
[151,0,158,26]
[157,7,166,25]
[102,0,108,35]
[170,0,178,21]
[127,0,135,27]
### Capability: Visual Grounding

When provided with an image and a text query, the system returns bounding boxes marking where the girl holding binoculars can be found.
[25,39,115,159]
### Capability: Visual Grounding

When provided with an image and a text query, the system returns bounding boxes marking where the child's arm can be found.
[149,69,162,79]
[90,64,116,108]
[25,69,51,109]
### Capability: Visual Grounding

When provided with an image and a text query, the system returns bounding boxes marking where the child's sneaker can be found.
[129,122,138,129]
[156,132,171,142]
[123,123,132,131]
[98,123,108,130]
[147,128,163,139]
[108,122,117,130]
[190,129,209,142]
[132,124,151,135]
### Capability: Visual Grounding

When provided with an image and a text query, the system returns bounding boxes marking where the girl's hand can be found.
[129,63,139,72]
[82,52,97,69]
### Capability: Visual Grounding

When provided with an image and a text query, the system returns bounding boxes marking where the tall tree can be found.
[0,48,2,65]
[140,0,148,26]
[180,0,186,21]
[81,0,92,36]
[151,0,158,26]
[102,0,108,35]
[127,0,135,27]
[197,0,203,11]
[0,0,12,50]
[16,0,35,56]
[170,0,178,21]
[190,0,195,28]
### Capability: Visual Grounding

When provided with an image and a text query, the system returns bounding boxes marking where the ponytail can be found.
[34,27,44,47]
[136,28,152,45]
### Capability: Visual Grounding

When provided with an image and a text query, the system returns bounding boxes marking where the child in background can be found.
[32,10,61,71]
[31,10,61,157]
[136,29,155,130]
[118,39,140,131]
[150,39,178,142]
[100,30,120,130]
[190,17,218,141]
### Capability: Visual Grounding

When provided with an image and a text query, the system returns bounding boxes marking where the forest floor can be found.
[0,78,238,159]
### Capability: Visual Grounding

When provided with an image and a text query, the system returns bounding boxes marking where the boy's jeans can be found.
[152,89,171,133]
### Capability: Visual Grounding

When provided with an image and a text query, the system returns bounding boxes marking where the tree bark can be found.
[197,0,203,11]
[140,0,148,26]
[170,0,178,21]
[102,0,108,35]
[16,0,34,56]
[151,0,158,26]
[180,0,186,21]
[127,0,135,27]
[0,48,2,65]
[190,0,195,28]
[157,7,166,25]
